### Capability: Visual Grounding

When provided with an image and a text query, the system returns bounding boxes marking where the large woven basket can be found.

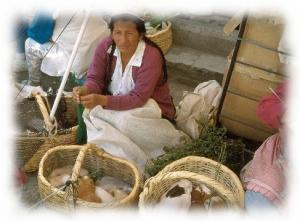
[38,143,142,209]
[146,21,172,54]
[139,156,244,209]
[15,94,78,171]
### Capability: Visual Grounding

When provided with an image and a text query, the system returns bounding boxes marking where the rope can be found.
[28,183,66,210]
[63,180,78,209]
[47,118,58,136]
[28,179,78,210]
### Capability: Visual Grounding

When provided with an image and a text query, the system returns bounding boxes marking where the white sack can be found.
[175,80,222,139]
[83,99,188,171]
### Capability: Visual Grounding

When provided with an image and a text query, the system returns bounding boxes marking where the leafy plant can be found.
[88,168,105,182]
[143,13,172,34]
[145,126,245,177]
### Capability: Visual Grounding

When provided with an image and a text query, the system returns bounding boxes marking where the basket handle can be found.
[70,143,93,182]
[63,143,94,207]
[34,93,56,133]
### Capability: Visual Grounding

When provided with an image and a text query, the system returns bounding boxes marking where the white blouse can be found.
[108,40,146,95]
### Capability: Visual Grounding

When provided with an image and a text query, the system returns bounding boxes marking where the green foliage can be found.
[149,16,164,28]
[88,168,105,182]
[145,126,245,177]
[143,13,167,31]
[76,104,87,144]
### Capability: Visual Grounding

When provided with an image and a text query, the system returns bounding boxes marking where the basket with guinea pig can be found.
[146,21,172,54]
[139,156,244,211]
[38,143,142,210]
[15,93,78,171]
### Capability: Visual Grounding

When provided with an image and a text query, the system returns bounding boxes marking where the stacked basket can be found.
[15,94,78,172]
[146,21,173,54]
[38,143,142,209]
[139,156,244,209]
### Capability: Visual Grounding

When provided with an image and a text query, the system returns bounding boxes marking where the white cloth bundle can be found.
[83,99,188,171]
[175,80,222,139]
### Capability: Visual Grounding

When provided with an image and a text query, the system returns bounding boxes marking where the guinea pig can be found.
[77,176,102,203]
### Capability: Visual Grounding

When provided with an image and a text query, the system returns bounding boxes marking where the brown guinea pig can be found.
[77,176,102,203]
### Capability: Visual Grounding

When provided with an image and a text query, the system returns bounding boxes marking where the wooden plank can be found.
[244,17,284,50]
[220,116,275,142]
[225,64,283,101]
[221,92,275,133]
[237,42,282,73]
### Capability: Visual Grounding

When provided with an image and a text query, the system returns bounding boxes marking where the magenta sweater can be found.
[85,36,175,120]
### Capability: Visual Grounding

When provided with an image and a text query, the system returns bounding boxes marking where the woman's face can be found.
[112,20,142,56]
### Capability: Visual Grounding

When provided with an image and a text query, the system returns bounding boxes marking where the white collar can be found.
[107,40,146,67]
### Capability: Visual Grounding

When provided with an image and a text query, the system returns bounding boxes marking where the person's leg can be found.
[24,38,51,85]
[245,190,276,212]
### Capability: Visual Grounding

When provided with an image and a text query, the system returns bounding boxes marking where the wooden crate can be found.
[220,92,277,141]
[220,15,285,142]
[226,63,284,101]
[220,116,275,142]
[237,42,282,73]
[243,17,284,49]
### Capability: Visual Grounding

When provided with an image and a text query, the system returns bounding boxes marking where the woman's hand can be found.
[72,86,88,104]
[80,94,108,109]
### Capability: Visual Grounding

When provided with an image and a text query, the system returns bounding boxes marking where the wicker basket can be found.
[139,156,244,209]
[21,126,78,172]
[38,143,142,209]
[15,94,78,170]
[146,21,172,54]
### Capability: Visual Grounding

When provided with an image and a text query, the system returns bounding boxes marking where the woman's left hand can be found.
[79,94,108,109]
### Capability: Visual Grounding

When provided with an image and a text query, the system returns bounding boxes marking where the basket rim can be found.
[17,125,78,138]
[139,170,243,208]
[158,156,243,191]
[159,155,239,175]
[147,156,244,207]
[38,144,142,207]
[146,21,172,38]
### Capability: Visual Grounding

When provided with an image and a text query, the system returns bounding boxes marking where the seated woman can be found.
[243,82,287,211]
[73,13,187,172]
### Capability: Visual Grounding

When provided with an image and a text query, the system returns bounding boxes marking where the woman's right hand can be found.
[72,86,88,104]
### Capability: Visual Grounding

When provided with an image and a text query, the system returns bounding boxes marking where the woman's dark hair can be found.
[107,13,168,84]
